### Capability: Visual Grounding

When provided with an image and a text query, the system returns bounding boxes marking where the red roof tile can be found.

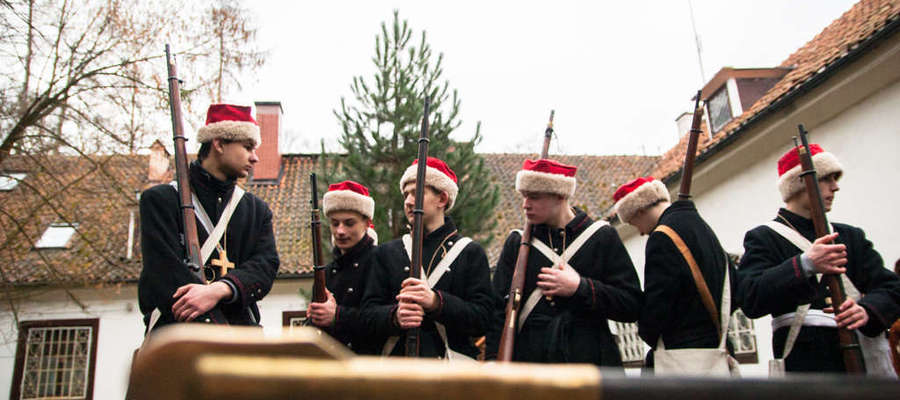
[0,152,655,285]
[653,0,900,182]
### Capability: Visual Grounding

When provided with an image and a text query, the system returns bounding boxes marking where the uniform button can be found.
[347,288,354,293]
[332,269,337,274]
[553,248,558,252]
[257,288,262,293]
[404,266,410,272]
[353,262,359,268]
[205,318,211,323]
[448,241,454,246]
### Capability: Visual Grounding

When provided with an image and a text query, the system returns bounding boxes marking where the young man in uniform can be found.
[486,159,642,366]
[307,180,379,354]
[738,143,900,374]
[613,176,736,372]
[361,157,498,359]
[139,104,279,331]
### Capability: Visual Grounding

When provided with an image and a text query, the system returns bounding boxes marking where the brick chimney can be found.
[147,139,172,183]
[253,101,283,181]
[675,112,694,137]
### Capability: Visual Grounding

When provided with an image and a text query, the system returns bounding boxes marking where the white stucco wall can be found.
[0,279,310,400]
[0,286,145,399]
[617,35,900,377]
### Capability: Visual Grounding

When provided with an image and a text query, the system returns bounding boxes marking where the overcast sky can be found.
[230,0,858,156]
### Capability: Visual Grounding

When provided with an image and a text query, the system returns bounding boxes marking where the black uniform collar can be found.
[532,207,591,237]
[776,207,816,236]
[190,160,235,197]
[424,217,459,244]
[331,234,375,270]
[657,200,696,222]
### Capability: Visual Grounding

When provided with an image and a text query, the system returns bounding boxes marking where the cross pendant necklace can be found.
[210,231,234,278]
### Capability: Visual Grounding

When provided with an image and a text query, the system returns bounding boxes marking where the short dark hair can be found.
[197,138,242,161]
[197,142,212,161]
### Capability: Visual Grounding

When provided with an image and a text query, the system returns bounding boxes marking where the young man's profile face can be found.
[520,191,564,225]
[791,172,841,213]
[216,139,259,179]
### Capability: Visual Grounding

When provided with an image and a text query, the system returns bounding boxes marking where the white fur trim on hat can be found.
[777,151,843,201]
[515,170,577,198]
[399,165,459,211]
[196,120,261,148]
[614,180,670,223]
[323,190,375,220]
[367,227,378,246]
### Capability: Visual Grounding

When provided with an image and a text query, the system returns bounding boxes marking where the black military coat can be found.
[486,209,643,366]
[360,218,499,358]
[138,162,279,331]
[738,208,900,372]
[320,234,378,354]
[638,201,738,367]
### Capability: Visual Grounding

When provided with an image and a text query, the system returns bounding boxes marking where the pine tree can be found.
[324,10,499,242]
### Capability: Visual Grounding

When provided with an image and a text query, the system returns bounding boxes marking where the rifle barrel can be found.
[165,44,226,324]
[405,97,431,357]
[310,173,327,304]
[497,109,555,361]
[795,125,865,374]
[678,90,704,200]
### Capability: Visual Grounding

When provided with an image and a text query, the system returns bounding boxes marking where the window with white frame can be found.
[282,310,308,331]
[34,223,78,249]
[728,309,759,363]
[612,321,646,368]
[11,319,99,400]
[0,172,26,191]
[707,85,733,133]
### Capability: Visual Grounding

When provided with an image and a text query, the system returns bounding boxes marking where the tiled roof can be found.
[0,154,147,285]
[653,0,900,183]
[0,152,655,285]
[5,0,894,286]
[649,120,711,180]
[251,154,318,277]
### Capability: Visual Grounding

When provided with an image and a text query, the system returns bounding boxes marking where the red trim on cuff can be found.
[791,256,803,279]
[587,279,597,309]
[224,275,247,304]
[333,305,341,328]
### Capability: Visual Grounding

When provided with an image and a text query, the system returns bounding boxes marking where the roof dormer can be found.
[700,67,791,134]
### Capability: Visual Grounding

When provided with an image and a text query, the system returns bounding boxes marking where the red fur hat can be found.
[776,143,842,201]
[613,176,670,223]
[515,159,577,198]
[399,157,459,211]
[196,104,261,147]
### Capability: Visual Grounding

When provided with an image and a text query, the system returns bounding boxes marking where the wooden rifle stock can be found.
[309,173,327,304]
[678,90,704,200]
[497,110,554,361]
[405,97,431,357]
[795,125,865,374]
[165,44,226,324]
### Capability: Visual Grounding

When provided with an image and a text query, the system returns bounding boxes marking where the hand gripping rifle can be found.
[794,125,865,374]
[496,110,554,361]
[405,97,431,357]
[678,90,704,200]
[309,173,328,304]
[165,44,226,324]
